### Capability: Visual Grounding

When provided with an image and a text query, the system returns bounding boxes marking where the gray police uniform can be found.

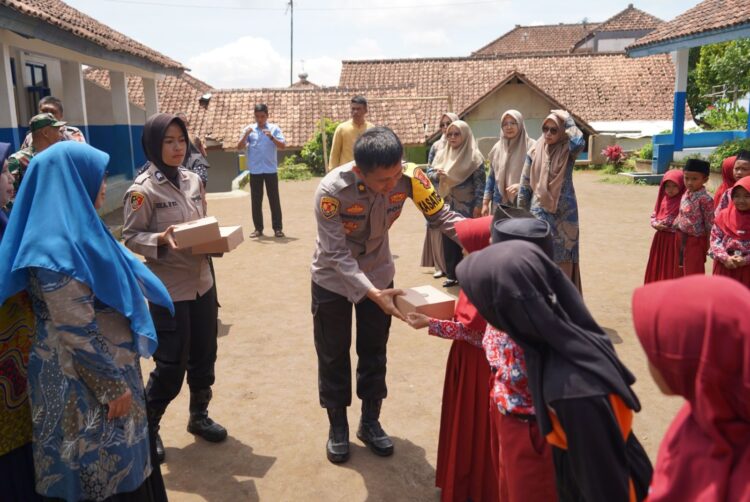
[122,164,218,416]
[311,162,463,408]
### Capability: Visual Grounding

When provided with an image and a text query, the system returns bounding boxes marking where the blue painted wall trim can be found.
[672,91,687,151]
[0,127,20,150]
[628,24,750,58]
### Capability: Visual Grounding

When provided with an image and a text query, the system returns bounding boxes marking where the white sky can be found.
[66,0,701,88]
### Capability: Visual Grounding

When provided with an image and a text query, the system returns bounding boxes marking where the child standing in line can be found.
[675,159,714,275]
[711,177,750,287]
[406,216,498,502]
[644,170,685,283]
[485,217,558,502]
[715,150,750,214]
[632,276,750,502]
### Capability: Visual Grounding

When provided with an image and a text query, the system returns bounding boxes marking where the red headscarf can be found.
[632,276,750,502]
[454,216,492,333]
[714,156,737,208]
[653,169,686,220]
[714,176,750,240]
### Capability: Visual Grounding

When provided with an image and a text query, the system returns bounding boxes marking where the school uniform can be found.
[644,170,685,283]
[710,177,750,287]
[457,241,653,502]
[674,187,714,276]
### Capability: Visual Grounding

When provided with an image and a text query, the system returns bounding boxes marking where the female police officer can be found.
[123,113,226,463]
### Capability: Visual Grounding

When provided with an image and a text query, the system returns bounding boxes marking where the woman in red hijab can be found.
[632,275,750,501]
[644,169,685,283]
[713,155,737,209]
[406,216,497,502]
[710,176,750,287]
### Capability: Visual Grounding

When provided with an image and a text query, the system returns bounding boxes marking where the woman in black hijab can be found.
[456,241,652,502]
[123,114,226,466]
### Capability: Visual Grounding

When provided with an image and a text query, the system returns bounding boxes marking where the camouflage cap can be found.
[29,112,66,132]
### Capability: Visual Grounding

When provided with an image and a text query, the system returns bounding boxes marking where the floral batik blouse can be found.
[27,268,151,501]
[675,188,714,237]
[482,325,535,416]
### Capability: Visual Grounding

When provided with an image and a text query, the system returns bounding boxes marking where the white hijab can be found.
[432,120,485,198]
[488,110,534,204]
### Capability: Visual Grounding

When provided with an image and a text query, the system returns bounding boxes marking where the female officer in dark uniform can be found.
[123,113,226,463]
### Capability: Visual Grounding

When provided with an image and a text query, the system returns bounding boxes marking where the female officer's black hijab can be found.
[456,240,640,434]
[142,113,189,185]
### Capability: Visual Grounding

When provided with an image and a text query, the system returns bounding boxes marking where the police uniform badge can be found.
[129,192,145,211]
[320,196,340,219]
[357,182,366,193]
[154,170,165,182]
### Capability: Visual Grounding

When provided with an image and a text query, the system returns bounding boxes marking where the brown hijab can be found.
[432,120,484,198]
[489,110,533,204]
[529,110,572,213]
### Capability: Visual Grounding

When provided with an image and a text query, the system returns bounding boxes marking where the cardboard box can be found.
[191,226,245,254]
[172,216,221,249]
[395,285,456,320]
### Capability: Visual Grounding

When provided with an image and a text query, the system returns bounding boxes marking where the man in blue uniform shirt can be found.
[238,103,286,238]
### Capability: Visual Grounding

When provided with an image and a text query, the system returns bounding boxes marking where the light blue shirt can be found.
[244,122,285,174]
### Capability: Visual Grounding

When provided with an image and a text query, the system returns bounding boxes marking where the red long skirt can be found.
[677,232,708,276]
[489,403,558,502]
[713,260,750,288]
[644,230,680,283]
[436,341,498,502]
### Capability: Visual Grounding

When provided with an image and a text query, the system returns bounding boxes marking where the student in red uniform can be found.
[644,169,685,283]
[457,241,653,502]
[675,159,714,275]
[632,275,750,502]
[714,150,750,214]
[405,216,498,502]
[485,217,558,502]
[710,176,750,287]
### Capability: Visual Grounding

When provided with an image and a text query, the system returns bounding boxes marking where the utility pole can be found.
[288,0,294,86]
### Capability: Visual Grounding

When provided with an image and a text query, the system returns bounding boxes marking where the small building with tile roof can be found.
[0,0,186,210]
[572,4,662,53]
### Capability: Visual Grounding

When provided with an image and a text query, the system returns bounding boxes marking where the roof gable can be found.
[473,22,598,56]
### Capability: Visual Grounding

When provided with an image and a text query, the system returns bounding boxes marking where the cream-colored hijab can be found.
[432,120,485,198]
[529,111,572,213]
[488,110,534,204]
[431,112,460,155]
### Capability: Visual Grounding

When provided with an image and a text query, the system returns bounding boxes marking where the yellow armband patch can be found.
[404,163,444,216]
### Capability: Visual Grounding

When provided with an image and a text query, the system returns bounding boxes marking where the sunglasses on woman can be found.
[542,126,559,134]
[446,132,461,138]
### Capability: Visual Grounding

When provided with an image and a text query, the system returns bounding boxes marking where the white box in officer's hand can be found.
[395,285,456,320]
[191,226,244,254]
[172,216,221,249]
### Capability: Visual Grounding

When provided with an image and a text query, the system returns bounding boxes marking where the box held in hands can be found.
[395,285,456,320]
[172,216,221,248]
[191,226,245,254]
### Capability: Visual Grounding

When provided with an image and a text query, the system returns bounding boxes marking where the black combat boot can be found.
[356,400,393,456]
[326,408,350,464]
[187,388,228,442]
[147,405,166,464]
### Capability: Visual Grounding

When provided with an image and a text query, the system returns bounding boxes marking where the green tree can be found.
[298,118,341,176]
[687,39,750,118]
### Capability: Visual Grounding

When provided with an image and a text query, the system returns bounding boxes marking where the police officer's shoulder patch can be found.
[403,164,444,216]
[129,192,145,211]
[320,196,340,219]
[154,170,166,182]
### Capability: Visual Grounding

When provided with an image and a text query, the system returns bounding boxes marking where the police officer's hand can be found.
[367,287,406,321]
[107,388,132,420]
[157,226,178,249]
[405,312,430,329]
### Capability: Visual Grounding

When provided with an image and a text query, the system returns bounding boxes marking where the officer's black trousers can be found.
[312,281,391,408]
[250,173,283,232]
[146,286,218,413]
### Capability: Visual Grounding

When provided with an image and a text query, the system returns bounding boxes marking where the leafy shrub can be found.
[602,144,625,165]
[701,99,749,130]
[709,137,750,171]
[638,142,653,160]
[278,161,312,181]
[299,118,341,176]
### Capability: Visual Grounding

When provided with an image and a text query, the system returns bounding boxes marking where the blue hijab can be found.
[0,141,174,357]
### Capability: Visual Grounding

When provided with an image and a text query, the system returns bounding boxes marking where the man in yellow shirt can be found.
[328,96,374,171]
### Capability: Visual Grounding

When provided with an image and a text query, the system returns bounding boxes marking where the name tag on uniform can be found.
[155,201,179,209]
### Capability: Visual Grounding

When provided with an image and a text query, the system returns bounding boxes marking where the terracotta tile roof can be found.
[473,23,599,56]
[339,53,684,132]
[628,0,750,52]
[594,4,662,32]
[195,86,440,149]
[84,68,210,109]
[1,0,184,70]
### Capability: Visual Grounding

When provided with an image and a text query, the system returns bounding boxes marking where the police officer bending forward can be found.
[123,114,226,464]
[311,127,463,463]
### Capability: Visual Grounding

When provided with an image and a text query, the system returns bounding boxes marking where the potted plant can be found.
[634,142,653,172]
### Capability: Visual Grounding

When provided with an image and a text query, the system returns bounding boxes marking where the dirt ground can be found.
[145,171,688,501]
